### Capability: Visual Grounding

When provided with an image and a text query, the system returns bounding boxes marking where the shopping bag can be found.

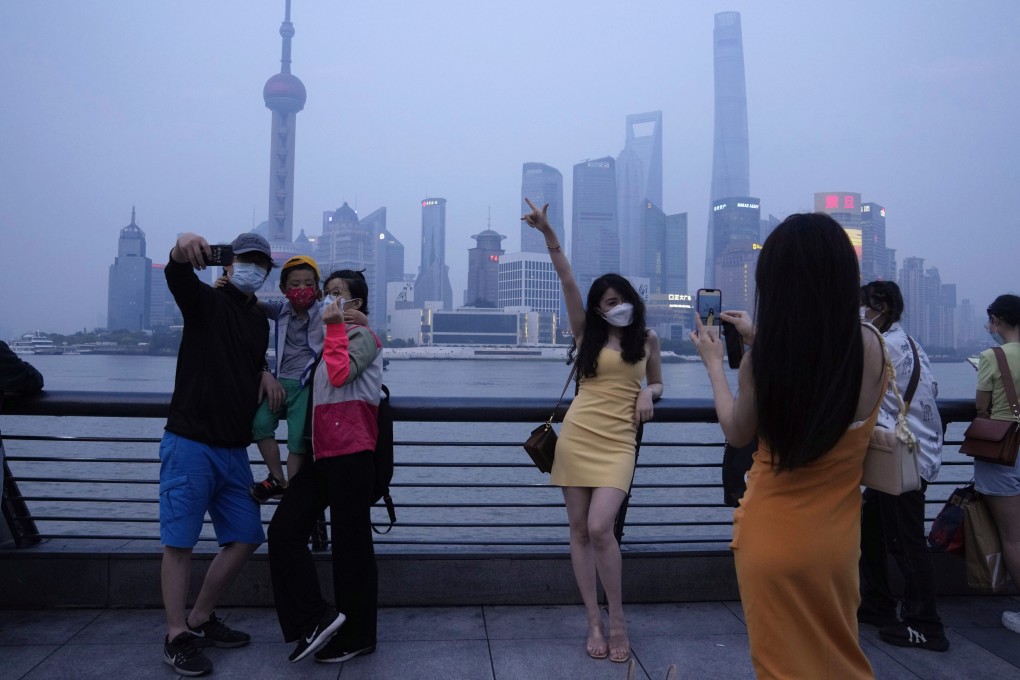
[964,492,1008,592]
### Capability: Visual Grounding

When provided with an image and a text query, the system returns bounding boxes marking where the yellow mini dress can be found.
[550,348,646,493]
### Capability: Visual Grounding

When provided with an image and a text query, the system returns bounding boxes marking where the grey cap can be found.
[230,232,277,267]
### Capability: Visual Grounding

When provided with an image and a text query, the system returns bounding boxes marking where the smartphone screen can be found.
[697,288,721,326]
[205,244,234,267]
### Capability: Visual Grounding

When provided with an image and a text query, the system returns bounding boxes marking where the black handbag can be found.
[523,364,577,473]
[959,347,1020,466]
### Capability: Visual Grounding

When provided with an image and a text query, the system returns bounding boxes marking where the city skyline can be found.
[2,2,1018,336]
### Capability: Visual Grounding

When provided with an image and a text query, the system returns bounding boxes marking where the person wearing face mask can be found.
[973,294,1020,637]
[522,198,663,664]
[246,256,325,503]
[857,281,948,652]
[268,269,383,665]
[158,231,277,677]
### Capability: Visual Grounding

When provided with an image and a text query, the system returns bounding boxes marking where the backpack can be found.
[372,384,396,533]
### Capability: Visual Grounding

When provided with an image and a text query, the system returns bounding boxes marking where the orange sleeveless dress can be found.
[731,402,881,680]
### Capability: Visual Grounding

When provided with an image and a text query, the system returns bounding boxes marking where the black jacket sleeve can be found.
[0,342,44,395]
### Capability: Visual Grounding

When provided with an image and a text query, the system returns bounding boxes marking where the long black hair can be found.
[569,273,647,380]
[752,213,864,471]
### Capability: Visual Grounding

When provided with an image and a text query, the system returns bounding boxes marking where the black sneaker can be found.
[314,637,376,664]
[289,610,346,663]
[187,611,251,648]
[879,622,949,652]
[163,632,213,677]
[250,474,286,503]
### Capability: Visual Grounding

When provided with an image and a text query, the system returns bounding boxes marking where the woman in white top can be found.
[858,281,947,652]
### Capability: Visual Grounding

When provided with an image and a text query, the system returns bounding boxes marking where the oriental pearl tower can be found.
[263,0,306,243]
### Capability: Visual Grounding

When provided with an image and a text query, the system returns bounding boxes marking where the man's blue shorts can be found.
[159,432,265,548]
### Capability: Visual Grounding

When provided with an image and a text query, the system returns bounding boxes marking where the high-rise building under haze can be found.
[859,202,896,283]
[711,197,760,308]
[705,11,751,288]
[572,158,619,302]
[466,227,506,307]
[107,208,152,332]
[520,163,564,254]
[263,0,306,244]
[617,112,663,277]
[415,198,453,309]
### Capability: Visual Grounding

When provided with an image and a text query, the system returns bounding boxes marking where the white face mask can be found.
[229,263,268,294]
[601,303,634,328]
[321,294,343,312]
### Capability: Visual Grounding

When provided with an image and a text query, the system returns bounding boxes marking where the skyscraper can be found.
[466,228,506,307]
[711,197,760,307]
[859,202,895,283]
[617,111,663,277]
[107,208,152,331]
[360,207,404,332]
[520,163,564,254]
[641,201,687,296]
[415,198,453,309]
[263,0,306,243]
[705,11,751,288]
[572,157,619,302]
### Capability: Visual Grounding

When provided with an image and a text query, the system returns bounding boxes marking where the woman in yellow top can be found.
[522,198,663,664]
[690,213,886,679]
[973,294,1020,635]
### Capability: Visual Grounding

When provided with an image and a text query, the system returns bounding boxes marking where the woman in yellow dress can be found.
[690,213,886,679]
[522,198,663,664]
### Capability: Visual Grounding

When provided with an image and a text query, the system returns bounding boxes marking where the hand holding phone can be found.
[722,320,744,369]
[204,244,234,267]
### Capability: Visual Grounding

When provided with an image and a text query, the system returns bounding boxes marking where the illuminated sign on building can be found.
[422,199,441,207]
[844,228,863,262]
[488,255,499,262]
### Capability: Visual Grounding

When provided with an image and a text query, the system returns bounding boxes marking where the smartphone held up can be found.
[696,288,743,369]
[696,288,721,339]
[204,244,233,267]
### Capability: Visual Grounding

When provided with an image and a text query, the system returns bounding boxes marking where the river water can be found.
[3,354,980,551]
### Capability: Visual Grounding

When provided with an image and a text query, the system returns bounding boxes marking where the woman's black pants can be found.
[268,450,377,649]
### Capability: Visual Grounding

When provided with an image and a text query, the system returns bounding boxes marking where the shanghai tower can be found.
[704,11,750,288]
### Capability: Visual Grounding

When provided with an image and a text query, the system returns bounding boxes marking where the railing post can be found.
[1,456,42,548]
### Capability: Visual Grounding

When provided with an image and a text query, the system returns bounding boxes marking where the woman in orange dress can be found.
[691,213,886,679]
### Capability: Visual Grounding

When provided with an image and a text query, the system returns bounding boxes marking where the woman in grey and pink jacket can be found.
[268,269,384,665]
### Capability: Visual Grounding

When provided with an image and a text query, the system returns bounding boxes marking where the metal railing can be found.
[1,391,978,552]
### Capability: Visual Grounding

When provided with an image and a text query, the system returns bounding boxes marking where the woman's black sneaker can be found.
[878,622,950,652]
[289,610,346,663]
[314,638,377,663]
[163,632,213,677]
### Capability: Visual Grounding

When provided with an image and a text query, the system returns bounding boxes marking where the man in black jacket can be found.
[0,341,44,499]
[159,231,283,677]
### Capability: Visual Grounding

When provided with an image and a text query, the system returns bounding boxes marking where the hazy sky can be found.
[2,1,1018,337]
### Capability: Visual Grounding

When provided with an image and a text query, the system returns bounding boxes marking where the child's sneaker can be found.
[250,474,286,503]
